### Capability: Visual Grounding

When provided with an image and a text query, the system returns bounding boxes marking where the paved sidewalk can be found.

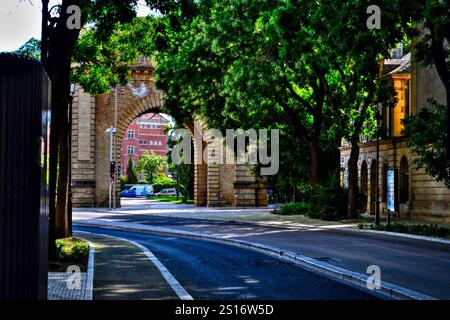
[48,272,88,300]
[76,232,179,300]
[48,237,93,300]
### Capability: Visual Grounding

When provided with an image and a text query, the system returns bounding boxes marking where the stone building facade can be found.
[71,59,267,208]
[339,51,450,222]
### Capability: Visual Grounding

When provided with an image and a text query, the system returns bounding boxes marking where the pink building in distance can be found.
[120,113,171,175]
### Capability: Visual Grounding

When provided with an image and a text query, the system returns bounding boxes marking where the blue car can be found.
[120,188,136,198]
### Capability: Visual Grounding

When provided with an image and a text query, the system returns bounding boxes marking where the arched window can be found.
[399,156,409,203]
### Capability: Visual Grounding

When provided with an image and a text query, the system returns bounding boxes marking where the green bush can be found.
[154,173,174,184]
[307,184,348,221]
[55,238,89,264]
[360,223,450,238]
[276,174,348,221]
[120,176,128,190]
[278,202,310,215]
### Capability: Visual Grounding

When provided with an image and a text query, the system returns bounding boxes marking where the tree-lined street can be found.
[2,0,450,305]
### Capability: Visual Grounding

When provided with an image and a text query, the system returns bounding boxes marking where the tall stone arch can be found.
[71,62,267,208]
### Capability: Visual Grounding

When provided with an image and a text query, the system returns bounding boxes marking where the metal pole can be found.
[176,165,180,201]
[109,127,113,209]
[375,121,380,226]
[113,88,118,209]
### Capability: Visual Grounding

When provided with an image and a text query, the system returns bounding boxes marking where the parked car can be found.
[121,185,154,197]
[120,188,136,198]
[155,188,182,197]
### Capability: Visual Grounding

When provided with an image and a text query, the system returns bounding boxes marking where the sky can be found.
[0,0,151,52]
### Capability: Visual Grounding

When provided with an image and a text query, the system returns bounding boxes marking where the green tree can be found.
[137,151,167,184]
[155,0,409,218]
[36,0,176,259]
[404,100,450,187]
[126,158,139,184]
[309,0,411,218]
[156,0,341,186]
[412,0,450,162]
[401,0,450,186]
[71,17,163,94]
[166,124,195,200]
[14,38,41,59]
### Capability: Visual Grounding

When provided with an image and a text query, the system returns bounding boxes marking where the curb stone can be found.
[125,212,450,245]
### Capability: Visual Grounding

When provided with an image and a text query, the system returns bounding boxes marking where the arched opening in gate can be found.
[360,161,368,212]
[72,63,267,209]
[399,156,409,204]
[113,92,199,208]
[370,159,377,215]
[120,113,176,189]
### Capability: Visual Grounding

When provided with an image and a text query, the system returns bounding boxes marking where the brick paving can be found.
[48,272,88,300]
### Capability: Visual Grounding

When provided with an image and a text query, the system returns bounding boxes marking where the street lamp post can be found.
[176,165,180,201]
[106,126,116,209]
[167,129,180,201]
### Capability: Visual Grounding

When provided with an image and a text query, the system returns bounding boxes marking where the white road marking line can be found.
[76,230,193,300]
[77,238,95,300]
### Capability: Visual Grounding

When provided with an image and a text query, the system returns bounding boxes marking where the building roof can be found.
[387,52,411,75]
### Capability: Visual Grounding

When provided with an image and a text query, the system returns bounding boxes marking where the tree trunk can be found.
[308,142,320,186]
[347,139,360,219]
[55,134,70,238]
[47,64,71,241]
[43,2,84,258]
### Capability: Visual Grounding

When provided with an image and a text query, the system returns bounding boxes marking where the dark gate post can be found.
[0,53,51,300]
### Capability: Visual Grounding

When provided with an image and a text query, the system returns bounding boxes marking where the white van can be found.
[121,184,154,197]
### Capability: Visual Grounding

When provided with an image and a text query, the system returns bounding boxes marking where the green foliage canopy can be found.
[137,151,167,184]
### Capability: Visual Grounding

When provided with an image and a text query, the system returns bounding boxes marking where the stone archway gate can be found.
[71,62,267,208]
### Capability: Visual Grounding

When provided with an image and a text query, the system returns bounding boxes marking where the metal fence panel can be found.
[0,53,50,300]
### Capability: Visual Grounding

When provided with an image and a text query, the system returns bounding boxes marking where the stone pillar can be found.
[192,119,208,206]
[234,164,256,207]
[220,164,236,207]
[207,164,220,207]
[255,176,268,207]
[194,163,208,206]
[71,86,96,207]
[205,126,221,207]
[94,94,114,207]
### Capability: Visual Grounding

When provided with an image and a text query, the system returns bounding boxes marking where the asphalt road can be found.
[74,225,380,300]
[74,210,450,299]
